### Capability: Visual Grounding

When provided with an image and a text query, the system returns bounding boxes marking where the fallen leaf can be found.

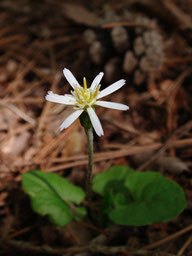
[63,3,100,27]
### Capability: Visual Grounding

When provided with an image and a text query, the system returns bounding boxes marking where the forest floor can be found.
[0,0,192,255]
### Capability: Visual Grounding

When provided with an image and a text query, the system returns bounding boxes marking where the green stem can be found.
[85,127,94,207]
[79,111,94,213]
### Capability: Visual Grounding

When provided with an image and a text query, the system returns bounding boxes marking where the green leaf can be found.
[92,165,133,195]
[74,207,87,221]
[22,170,85,227]
[109,171,187,226]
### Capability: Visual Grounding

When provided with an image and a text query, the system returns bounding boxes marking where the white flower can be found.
[45,68,129,136]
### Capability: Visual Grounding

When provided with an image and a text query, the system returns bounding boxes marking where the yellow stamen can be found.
[81,87,85,96]
[74,85,79,95]
[73,79,100,109]
[83,77,87,90]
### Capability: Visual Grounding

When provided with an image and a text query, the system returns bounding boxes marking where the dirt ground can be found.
[0,0,192,255]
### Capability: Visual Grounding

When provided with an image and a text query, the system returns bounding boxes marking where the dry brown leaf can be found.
[2,131,31,156]
[23,147,37,162]
[156,156,189,174]
[63,3,100,27]
[0,107,19,130]
[132,152,188,174]
[61,130,86,157]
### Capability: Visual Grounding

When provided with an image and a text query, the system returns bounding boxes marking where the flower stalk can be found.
[80,112,94,208]
[85,127,93,207]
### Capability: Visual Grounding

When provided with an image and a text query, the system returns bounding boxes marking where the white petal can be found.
[87,107,104,136]
[97,79,126,99]
[90,72,104,90]
[45,91,75,105]
[60,110,83,131]
[95,101,129,111]
[63,68,80,89]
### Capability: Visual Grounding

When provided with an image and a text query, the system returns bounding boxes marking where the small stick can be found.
[143,225,192,250]
[177,234,192,256]
[4,239,178,256]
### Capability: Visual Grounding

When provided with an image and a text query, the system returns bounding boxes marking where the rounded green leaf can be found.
[109,172,187,226]
[22,170,86,227]
[92,165,133,195]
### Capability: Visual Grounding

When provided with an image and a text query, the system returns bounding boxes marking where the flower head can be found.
[45,68,129,136]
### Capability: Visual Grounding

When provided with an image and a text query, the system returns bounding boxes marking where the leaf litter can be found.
[0,0,192,255]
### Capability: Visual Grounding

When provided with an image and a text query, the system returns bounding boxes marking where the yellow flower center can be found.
[72,78,100,109]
